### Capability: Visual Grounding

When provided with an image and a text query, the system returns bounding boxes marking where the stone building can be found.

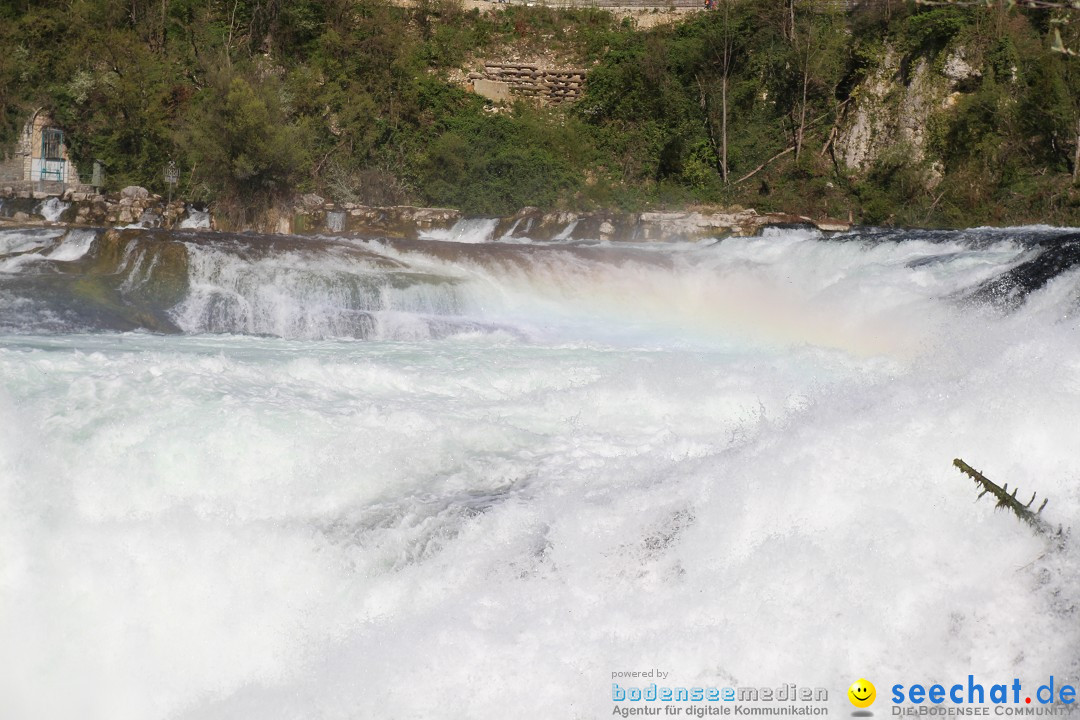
[0,109,83,186]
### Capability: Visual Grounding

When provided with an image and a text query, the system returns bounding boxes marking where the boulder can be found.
[943,50,980,85]
[120,185,150,200]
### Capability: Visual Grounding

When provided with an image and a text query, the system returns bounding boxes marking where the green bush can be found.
[902,6,972,54]
[414,106,581,215]
[183,69,312,204]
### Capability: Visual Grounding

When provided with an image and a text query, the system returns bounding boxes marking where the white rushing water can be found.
[44,228,98,261]
[419,217,500,243]
[0,226,1078,720]
[179,206,211,229]
[36,197,70,223]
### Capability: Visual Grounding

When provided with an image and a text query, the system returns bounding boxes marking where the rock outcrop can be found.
[0,185,204,230]
[837,46,946,173]
[1,186,850,241]
[489,207,847,242]
[835,41,989,179]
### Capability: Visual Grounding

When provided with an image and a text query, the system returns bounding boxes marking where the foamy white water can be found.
[0,225,1078,720]
[419,217,499,243]
[37,197,70,222]
[179,206,211,229]
[45,228,98,261]
[0,227,64,257]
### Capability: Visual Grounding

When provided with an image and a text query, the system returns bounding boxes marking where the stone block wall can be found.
[469,63,587,105]
[0,152,22,182]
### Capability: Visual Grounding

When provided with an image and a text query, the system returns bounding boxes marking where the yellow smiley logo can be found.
[848,678,876,708]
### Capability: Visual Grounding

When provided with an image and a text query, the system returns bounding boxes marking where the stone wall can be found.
[0,184,189,227]
[469,63,587,105]
[472,78,513,103]
[1,180,97,198]
[0,152,22,183]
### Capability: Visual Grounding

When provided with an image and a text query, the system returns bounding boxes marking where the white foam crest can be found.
[46,228,98,262]
[497,215,526,240]
[178,206,211,229]
[37,197,70,222]
[0,227,63,257]
[419,217,499,244]
[361,229,1036,355]
[553,218,579,241]
[170,243,474,338]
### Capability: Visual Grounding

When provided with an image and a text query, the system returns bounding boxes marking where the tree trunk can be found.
[697,75,723,178]
[720,0,732,183]
[721,73,729,183]
[226,0,241,64]
[1074,116,1080,183]
[796,65,809,162]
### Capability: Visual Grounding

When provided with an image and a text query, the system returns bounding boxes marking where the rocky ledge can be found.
[280,196,852,240]
[1,185,195,227]
[1,186,851,240]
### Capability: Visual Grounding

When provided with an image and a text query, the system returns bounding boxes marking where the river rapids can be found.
[1,222,1078,718]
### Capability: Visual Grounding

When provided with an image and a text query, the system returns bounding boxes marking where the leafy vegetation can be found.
[1,0,1079,225]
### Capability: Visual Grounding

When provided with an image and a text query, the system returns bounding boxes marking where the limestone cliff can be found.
[836,42,984,181]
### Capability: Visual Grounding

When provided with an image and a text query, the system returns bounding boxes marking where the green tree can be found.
[183,66,311,204]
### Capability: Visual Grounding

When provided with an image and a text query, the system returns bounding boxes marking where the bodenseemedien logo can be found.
[609,677,830,716]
